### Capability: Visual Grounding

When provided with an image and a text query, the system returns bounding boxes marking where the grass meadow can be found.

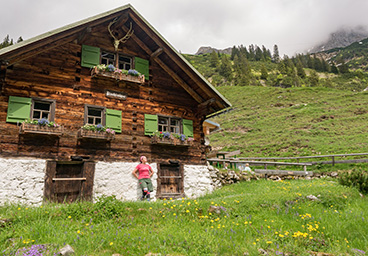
[1,178,367,255]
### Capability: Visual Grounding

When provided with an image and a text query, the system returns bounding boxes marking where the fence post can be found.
[332,156,335,166]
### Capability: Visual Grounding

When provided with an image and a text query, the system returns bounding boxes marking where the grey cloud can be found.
[1,0,368,56]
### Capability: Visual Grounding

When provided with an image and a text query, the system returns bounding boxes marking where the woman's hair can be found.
[140,156,146,163]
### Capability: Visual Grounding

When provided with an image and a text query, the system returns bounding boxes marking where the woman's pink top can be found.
[135,164,152,179]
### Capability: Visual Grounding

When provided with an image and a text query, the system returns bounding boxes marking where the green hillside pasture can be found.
[0,179,367,255]
[209,86,368,158]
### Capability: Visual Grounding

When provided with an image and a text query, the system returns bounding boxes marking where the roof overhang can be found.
[0,4,231,115]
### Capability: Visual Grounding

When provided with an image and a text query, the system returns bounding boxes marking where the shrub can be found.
[339,169,368,194]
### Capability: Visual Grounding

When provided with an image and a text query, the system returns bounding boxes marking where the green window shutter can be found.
[144,114,158,135]
[6,96,32,123]
[81,45,100,68]
[105,108,122,133]
[182,119,193,137]
[135,57,149,80]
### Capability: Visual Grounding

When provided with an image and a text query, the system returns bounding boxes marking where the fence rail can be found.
[207,153,368,171]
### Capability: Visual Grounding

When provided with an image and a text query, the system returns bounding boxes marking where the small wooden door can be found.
[44,160,95,203]
[157,163,184,199]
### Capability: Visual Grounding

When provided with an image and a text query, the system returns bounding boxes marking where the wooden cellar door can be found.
[157,163,184,199]
[44,160,95,203]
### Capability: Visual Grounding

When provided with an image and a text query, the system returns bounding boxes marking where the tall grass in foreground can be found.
[0,179,367,255]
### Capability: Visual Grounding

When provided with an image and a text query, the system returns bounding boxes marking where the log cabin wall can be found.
[0,33,206,164]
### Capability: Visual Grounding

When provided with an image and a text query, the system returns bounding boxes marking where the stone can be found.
[306,195,319,201]
[330,172,338,177]
[59,244,75,256]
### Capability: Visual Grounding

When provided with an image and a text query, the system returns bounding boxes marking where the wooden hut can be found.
[0,4,231,204]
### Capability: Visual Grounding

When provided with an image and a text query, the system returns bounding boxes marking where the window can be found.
[101,51,132,70]
[32,100,55,120]
[85,105,104,125]
[144,114,193,137]
[83,105,122,133]
[81,45,149,80]
[158,116,181,133]
[6,96,55,123]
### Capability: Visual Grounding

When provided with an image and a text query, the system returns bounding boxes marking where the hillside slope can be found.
[208,86,368,157]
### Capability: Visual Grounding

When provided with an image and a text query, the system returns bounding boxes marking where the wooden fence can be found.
[207,153,368,172]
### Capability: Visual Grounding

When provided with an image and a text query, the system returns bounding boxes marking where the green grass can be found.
[209,86,368,161]
[1,179,367,255]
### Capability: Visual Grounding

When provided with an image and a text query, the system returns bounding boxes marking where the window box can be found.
[91,66,145,84]
[19,122,63,136]
[77,129,115,141]
[151,136,193,147]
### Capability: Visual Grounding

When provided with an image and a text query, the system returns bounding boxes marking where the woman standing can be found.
[132,156,154,201]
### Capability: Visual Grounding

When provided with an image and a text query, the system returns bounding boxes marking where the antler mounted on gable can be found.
[108,17,134,51]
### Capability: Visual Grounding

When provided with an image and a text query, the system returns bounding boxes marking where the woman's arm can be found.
[149,166,154,178]
[132,168,139,179]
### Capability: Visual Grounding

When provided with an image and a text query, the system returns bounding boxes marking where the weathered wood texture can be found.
[44,160,95,203]
[156,163,184,199]
[0,36,206,164]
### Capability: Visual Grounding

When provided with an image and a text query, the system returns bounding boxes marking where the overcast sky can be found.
[1,0,368,56]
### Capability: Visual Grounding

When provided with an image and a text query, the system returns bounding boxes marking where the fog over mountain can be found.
[307,26,368,53]
[1,1,368,56]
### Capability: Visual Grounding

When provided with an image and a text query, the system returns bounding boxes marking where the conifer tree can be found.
[255,46,264,61]
[308,70,319,87]
[219,55,232,80]
[296,59,306,78]
[240,45,249,59]
[260,64,268,80]
[231,46,238,61]
[248,44,255,61]
[210,50,219,68]
[272,44,280,63]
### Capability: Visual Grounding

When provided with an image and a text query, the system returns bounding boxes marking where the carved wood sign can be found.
[105,90,127,100]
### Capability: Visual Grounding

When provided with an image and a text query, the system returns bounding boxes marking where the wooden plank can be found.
[53,177,86,181]
[82,161,95,201]
[255,169,313,176]
[44,160,57,203]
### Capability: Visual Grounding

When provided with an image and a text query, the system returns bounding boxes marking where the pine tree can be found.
[260,64,268,80]
[209,50,219,68]
[308,70,319,87]
[255,46,264,61]
[272,44,280,63]
[296,59,306,78]
[219,55,232,80]
[230,46,238,61]
[248,44,255,61]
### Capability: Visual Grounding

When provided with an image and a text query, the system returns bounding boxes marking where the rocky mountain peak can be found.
[308,26,368,53]
[195,46,232,55]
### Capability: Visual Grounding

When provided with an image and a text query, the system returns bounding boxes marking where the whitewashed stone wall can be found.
[93,161,158,201]
[0,157,45,206]
[0,158,215,205]
[184,164,215,198]
[94,162,215,201]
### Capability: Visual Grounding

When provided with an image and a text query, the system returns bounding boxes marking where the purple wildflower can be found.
[107,64,115,72]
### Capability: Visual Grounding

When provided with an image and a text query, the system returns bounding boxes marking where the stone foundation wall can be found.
[93,161,158,201]
[0,157,45,206]
[184,164,215,198]
[0,157,216,205]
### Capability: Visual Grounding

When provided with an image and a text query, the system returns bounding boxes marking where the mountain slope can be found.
[208,86,368,157]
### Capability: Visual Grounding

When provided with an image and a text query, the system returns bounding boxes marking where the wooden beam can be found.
[129,13,224,109]
[1,13,124,65]
[154,57,203,103]
[151,48,163,58]
[124,27,204,104]
[198,98,215,109]
[4,34,78,66]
